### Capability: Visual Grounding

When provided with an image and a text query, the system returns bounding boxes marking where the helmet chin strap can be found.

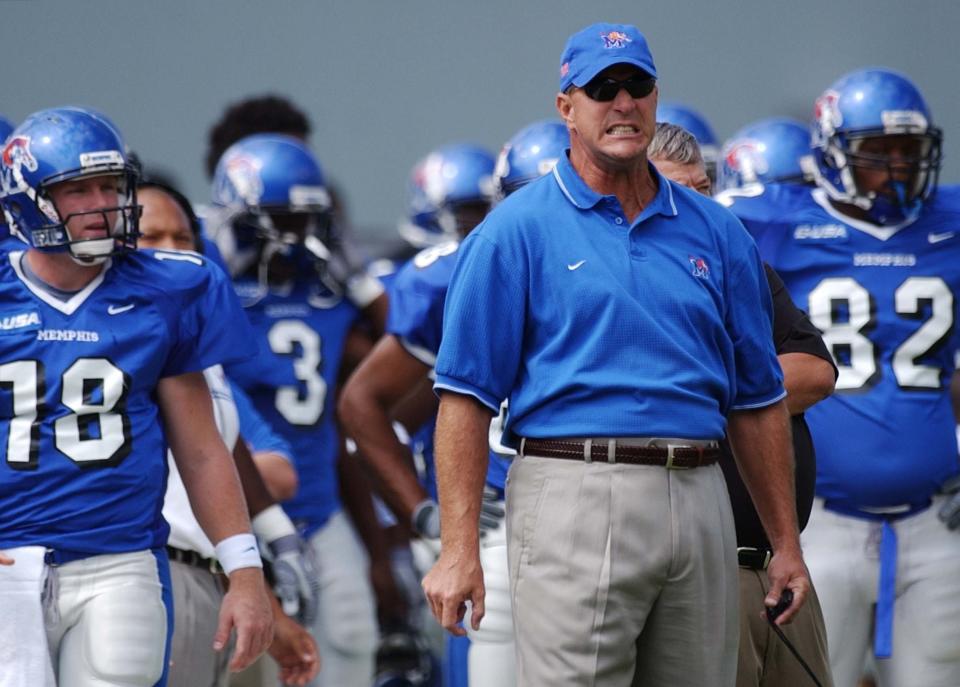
[67,237,114,265]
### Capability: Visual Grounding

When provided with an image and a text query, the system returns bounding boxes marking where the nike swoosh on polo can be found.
[567,260,587,271]
[107,303,135,315]
[928,231,955,244]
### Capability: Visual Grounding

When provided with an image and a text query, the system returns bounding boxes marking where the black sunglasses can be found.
[582,74,657,102]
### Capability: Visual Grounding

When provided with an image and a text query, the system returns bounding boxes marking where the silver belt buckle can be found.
[665,445,690,470]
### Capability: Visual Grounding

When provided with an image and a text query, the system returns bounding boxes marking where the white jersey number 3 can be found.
[808,276,954,391]
[268,320,327,426]
[1,358,131,468]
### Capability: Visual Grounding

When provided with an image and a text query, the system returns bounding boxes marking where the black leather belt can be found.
[520,437,720,469]
[166,545,223,575]
[737,546,772,570]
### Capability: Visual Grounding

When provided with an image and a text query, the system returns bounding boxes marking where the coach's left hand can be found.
[215,567,275,672]
[422,548,485,637]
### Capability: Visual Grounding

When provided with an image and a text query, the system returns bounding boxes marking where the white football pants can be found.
[307,510,378,687]
[466,502,516,687]
[802,497,960,687]
[47,550,170,687]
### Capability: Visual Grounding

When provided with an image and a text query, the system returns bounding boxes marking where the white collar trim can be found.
[811,188,915,241]
[9,250,111,315]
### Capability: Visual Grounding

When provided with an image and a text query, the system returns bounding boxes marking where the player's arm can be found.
[252,450,298,502]
[231,379,298,501]
[361,291,389,339]
[337,441,408,625]
[779,353,836,415]
[726,399,809,625]
[338,335,434,525]
[951,370,960,424]
[234,436,276,516]
[0,552,12,565]
[158,371,273,671]
[234,437,318,624]
[422,391,492,635]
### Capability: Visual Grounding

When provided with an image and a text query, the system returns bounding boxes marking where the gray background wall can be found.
[2,1,957,246]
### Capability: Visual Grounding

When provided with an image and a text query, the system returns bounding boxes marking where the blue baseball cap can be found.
[559,23,657,93]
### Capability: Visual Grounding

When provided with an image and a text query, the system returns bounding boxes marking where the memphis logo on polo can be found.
[689,256,710,279]
[0,136,38,195]
[601,31,632,49]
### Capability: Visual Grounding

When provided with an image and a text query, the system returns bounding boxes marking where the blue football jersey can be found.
[388,242,511,491]
[726,184,960,508]
[0,249,256,554]
[225,278,359,535]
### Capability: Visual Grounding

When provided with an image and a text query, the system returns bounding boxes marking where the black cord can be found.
[765,592,825,687]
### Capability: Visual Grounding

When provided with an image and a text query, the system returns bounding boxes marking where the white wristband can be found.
[251,504,298,544]
[214,533,263,575]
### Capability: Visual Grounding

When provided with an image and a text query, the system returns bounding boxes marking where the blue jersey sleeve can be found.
[387,247,457,366]
[231,379,293,459]
[434,233,526,412]
[154,251,258,377]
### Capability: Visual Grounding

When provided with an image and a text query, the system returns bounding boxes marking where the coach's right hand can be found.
[215,568,275,672]
[422,549,485,637]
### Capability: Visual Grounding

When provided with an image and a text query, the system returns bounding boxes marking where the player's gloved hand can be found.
[412,499,441,540]
[269,534,320,625]
[937,474,960,530]
[252,505,320,624]
[479,485,505,536]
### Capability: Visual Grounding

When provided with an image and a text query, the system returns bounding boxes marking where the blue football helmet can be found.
[0,116,14,238]
[211,133,341,300]
[373,630,434,687]
[0,107,139,263]
[0,115,13,144]
[493,120,569,199]
[657,102,719,178]
[811,67,942,225]
[398,143,494,248]
[718,117,812,192]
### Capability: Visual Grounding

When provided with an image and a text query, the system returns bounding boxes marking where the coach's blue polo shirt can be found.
[434,153,784,446]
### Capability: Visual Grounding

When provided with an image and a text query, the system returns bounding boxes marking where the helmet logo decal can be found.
[225,155,263,206]
[724,139,768,183]
[601,31,632,49]
[418,154,449,206]
[1,136,38,195]
[813,90,842,142]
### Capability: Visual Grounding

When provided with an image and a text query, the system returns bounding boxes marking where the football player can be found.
[0,107,273,686]
[724,68,960,687]
[208,133,383,687]
[137,180,320,687]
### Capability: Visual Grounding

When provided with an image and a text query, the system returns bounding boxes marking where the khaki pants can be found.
[506,455,739,687]
[168,560,231,687]
[736,567,833,687]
